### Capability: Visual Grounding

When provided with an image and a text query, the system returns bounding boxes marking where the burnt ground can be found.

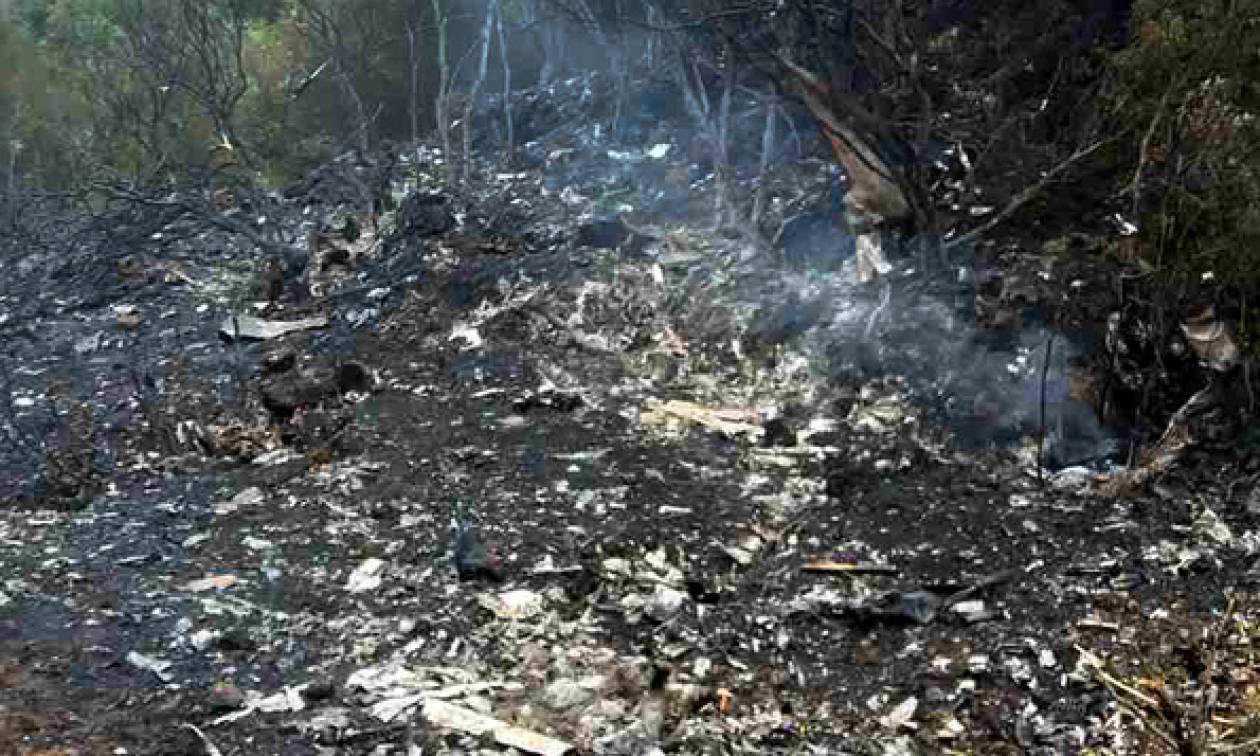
[2,90,1260,756]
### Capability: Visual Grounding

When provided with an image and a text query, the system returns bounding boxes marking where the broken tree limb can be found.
[1127,78,1178,219]
[182,724,224,756]
[802,560,899,576]
[95,182,293,258]
[776,56,909,224]
[943,140,1109,251]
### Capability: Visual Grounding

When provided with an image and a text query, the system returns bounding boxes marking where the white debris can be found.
[242,536,272,551]
[424,698,572,756]
[217,487,263,515]
[189,629,217,651]
[449,323,484,351]
[477,589,545,620]
[879,696,918,730]
[346,558,387,593]
[126,651,173,683]
[644,586,687,622]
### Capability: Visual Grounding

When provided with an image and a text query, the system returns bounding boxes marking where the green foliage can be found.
[45,0,118,48]
[1108,0,1260,286]
[3,0,468,193]
[16,0,51,42]
[0,18,96,188]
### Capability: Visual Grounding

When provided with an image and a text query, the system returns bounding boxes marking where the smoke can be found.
[738,247,1117,468]
[485,44,1117,469]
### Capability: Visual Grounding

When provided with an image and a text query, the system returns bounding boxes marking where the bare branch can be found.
[943,140,1110,251]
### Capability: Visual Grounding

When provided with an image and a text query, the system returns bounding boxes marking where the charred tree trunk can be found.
[495,5,514,156]
[461,0,497,184]
[752,86,777,228]
[405,3,425,145]
[432,0,454,183]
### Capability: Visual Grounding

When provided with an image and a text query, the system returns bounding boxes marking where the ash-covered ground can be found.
[1,72,1258,756]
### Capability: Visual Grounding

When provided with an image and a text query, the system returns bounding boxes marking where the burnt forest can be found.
[1,0,1259,754]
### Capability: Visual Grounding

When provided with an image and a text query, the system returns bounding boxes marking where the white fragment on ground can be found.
[126,651,173,683]
[252,448,301,466]
[346,558,387,593]
[449,322,483,350]
[209,686,308,726]
[219,313,328,341]
[879,696,918,730]
[180,574,238,592]
[242,536,272,551]
[189,629,217,651]
[644,585,687,622]
[217,487,263,516]
[423,698,572,756]
[477,589,545,620]
[1039,649,1057,668]
[372,693,425,722]
[951,599,987,622]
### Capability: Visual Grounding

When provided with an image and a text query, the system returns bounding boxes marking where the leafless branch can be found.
[943,139,1110,251]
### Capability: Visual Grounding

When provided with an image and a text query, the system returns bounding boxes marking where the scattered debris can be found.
[346,557,387,593]
[478,589,545,620]
[219,313,329,341]
[639,400,761,438]
[180,575,239,592]
[0,56,1254,756]
[424,699,572,756]
[126,651,174,683]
